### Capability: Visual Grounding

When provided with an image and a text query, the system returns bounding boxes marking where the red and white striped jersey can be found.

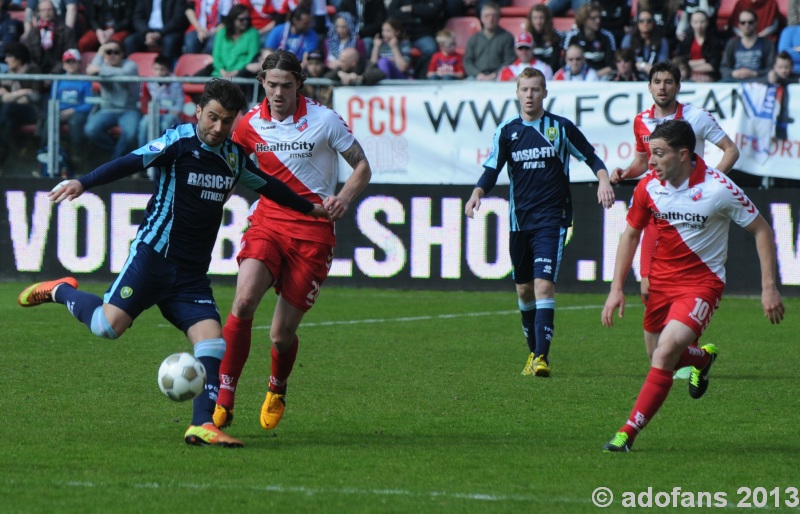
[233,95,355,244]
[633,103,727,159]
[627,157,759,288]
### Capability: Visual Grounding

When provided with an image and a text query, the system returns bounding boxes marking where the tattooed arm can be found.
[323,140,372,221]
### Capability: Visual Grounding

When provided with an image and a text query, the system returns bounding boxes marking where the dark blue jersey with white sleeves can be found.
[477,111,607,231]
[78,123,314,272]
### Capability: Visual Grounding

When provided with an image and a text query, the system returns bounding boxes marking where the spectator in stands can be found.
[78,0,135,53]
[526,4,564,73]
[138,54,183,148]
[211,5,261,78]
[721,10,776,81]
[463,2,515,81]
[0,43,43,175]
[324,12,367,72]
[730,0,782,38]
[545,0,589,18]
[370,17,413,78]
[21,0,76,75]
[671,54,693,81]
[605,47,648,80]
[302,49,333,107]
[636,0,680,49]
[84,41,142,161]
[264,6,319,62]
[620,9,669,75]
[563,2,616,78]
[768,51,797,139]
[184,0,232,54]
[24,0,78,34]
[597,0,632,46]
[778,22,800,73]
[498,32,554,80]
[326,45,387,84]
[125,0,191,65]
[235,0,287,40]
[427,29,465,79]
[387,0,442,78]
[0,0,25,73]
[553,43,600,79]
[677,9,722,81]
[52,48,93,169]
[339,0,387,56]
[789,0,800,26]
[676,0,719,42]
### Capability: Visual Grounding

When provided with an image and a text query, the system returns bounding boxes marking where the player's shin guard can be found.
[217,314,253,409]
[620,367,673,440]
[192,338,226,426]
[519,299,537,354]
[270,336,298,394]
[534,298,555,361]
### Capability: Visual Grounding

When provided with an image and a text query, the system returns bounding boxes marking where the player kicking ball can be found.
[601,120,783,452]
[18,79,329,448]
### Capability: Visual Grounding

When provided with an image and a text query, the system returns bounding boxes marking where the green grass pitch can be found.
[2,281,798,513]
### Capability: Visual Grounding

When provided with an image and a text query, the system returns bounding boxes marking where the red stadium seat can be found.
[79,51,96,75]
[173,53,214,96]
[776,0,789,17]
[498,16,527,39]
[552,17,576,33]
[500,0,539,18]
[717,0,738,31]
[127,52,159,77]
[444,16,481,54]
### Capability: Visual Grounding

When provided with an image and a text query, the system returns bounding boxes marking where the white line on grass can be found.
[155,303,628,330]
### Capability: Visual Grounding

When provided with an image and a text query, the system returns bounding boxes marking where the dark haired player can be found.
[212,50,371,431]
[610,62,739,378]
[17,79,329,448]
[465,67,615,378]
[601,120,783,452]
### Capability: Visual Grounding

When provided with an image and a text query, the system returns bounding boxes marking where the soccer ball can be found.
[158,353,206,402]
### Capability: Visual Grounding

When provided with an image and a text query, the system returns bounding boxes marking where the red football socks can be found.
[674,345,711,370]
[218,313,253,409]
[620,367,674,439]
[269,336,299,394]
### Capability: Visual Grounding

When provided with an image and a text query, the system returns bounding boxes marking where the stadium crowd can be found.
[0,0,798,175]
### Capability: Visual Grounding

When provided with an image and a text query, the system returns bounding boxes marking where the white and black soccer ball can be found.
[158,353,206,402]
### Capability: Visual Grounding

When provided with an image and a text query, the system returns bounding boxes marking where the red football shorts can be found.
[639,220,658,279]
[643,285,722,337]
[237,225,334,312]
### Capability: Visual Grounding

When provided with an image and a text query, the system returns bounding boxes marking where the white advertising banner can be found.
[333,81,800,184]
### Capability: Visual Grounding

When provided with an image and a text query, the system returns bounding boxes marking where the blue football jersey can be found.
[79,123,312,272]
[478,112,607,231]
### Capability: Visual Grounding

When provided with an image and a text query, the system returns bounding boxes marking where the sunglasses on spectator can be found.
[739,19,755,25]
[64,59,78,64]
[638,18,654,23]
[105,49,122,55]
[236,16,251,22]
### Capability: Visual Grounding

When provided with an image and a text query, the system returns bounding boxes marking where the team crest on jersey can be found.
[226,152,237,170]
[148,141,165,152]
[296,117,308,132]
[120,286,133,299]
[511,131,519,141]
[690,187,703,201]
[545,127,558,141]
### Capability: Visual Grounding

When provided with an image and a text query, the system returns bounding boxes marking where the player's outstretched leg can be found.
[18,277,78,307]
[689,344,718,399]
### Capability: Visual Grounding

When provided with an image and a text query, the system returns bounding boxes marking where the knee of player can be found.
[231,295,261,318]
[90,306,121,339]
